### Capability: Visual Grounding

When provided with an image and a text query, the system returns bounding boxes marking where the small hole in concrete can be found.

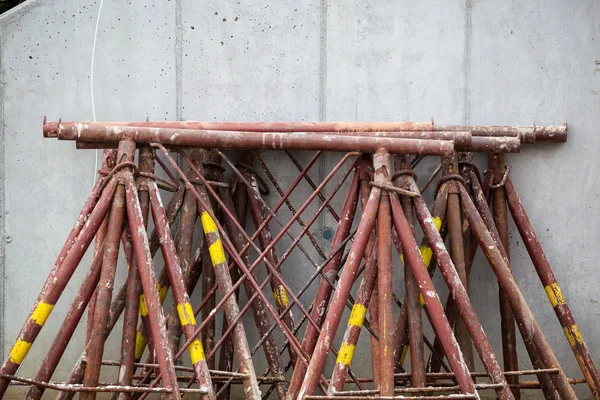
[322,228,334,241]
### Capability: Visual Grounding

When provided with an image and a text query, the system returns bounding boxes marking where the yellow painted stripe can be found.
[134,331,146,359]
[273,286,289,307]
[563,325,583,347]
[545,283,565,308]
[400,217,441,267]
[9,339,32,364]
[420,217,441,267]
[158,284,169,304]
[420,245,434,267]
[139,294,149,316]
[563,326,575,347]
[348,304,367,328]
[208,239,227,266]
[420,294,426,306]
[336,342,356,366]
[177,303,196,326]
[189,339,205,364]
[31,302,54,326]
[572,325,583,345]
[432,216,442,231]
[200,211,218,234]
[399,345,409,366]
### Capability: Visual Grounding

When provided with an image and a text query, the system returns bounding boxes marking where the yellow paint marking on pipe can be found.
[177,302,196,326]
[420,217,441,267]
[134,331,147,359]
[273,286,289,307]
[336,342,356,366]
[158,284,169,303]
[419,246,434,268]
[208,239,227,266]
[399,219,440,267]
[9,339,32,364]
[189,339,205,364]
[400,345,409,366]
[200,211,218,234]
[420,294,426,306]
[348,304,367,328]
[139,294,149,316]
[545,283,565,308]
[563,325,583,347]
[31,302,54,326]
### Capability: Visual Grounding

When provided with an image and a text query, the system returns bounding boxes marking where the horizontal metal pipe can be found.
[45,120,433,132]
[44,119,567,143]
[304,395,477,400]
[0,374,207,395]
[46,123,455,155]
[74,137,520,153]
[434,124,567,143]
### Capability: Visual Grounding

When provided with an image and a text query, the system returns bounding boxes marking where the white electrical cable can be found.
[91,0,105,186]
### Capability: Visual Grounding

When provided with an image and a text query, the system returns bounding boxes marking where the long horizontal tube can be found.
[44,119,567,142]
[44,119,567,141]
[46,120,433,132]
[45,123,456,155]
[434,124,567,143]
[45,122,525,153]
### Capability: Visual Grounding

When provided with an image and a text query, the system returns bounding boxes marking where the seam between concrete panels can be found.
[175,0,183,121]
[463,0,472,125]
[0,22,5,362]
[319,0,327,122]
[317,0,328,233]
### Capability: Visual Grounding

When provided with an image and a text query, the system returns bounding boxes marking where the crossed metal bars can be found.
[0,119,596,399]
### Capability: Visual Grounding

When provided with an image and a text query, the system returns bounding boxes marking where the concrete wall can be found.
[1,0,599,398]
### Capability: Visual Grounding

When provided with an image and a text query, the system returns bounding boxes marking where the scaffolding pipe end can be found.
[43,118,59,138]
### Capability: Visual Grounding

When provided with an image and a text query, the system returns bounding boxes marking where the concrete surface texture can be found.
[1,0,599,398]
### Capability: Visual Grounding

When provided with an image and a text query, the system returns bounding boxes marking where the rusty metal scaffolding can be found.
[0,119,596,399]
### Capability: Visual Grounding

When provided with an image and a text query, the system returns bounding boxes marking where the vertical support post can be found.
[488,153,520,400]
[374,151,394,397]
[113,146,154,400]
[395,155,426,391]
[124,171,180,399]
[81,141,133,400]
[443,156,475,372]
[396,182,449,372]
